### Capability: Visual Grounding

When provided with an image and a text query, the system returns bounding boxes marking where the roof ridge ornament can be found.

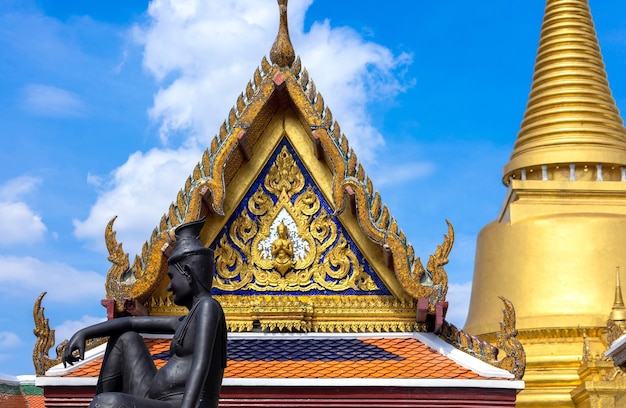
[270,0,295,67]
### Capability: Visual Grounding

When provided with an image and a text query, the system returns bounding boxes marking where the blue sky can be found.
[1,0,626,376]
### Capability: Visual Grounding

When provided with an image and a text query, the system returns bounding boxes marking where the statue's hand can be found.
[62,332,85,368]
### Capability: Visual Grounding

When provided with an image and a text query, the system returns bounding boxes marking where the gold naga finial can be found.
[269,0,295,67]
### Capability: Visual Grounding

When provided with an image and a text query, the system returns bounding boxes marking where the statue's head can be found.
[168,218,215,292]
[277,221,288,238]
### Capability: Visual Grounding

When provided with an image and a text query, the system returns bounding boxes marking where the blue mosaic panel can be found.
[210,139,390,296]
[227,338,403,362]
[152,338,403,362]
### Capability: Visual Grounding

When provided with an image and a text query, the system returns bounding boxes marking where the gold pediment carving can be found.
[214,144,380,294]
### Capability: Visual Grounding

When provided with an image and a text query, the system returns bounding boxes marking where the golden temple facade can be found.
[465,0,626,406]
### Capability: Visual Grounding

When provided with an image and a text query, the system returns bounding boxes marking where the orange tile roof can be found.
[24,394,45,408]
[63,335,489,381]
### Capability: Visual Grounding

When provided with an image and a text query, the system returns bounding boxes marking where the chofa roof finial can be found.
[270,0,295,67]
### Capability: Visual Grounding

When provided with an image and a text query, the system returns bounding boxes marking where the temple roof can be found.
[39,333,521,389]
[0,375,44,408]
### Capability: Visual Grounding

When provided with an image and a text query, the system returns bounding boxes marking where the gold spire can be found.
[502,0,626,184]
[270,0,295,68]
[610,267,626,322]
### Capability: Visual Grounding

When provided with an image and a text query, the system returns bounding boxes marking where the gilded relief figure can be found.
[271,221,295,274]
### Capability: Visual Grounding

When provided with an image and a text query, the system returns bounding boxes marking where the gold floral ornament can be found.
[213,144,380,293]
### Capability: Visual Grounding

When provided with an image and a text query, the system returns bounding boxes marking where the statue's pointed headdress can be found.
[168,218,213,265]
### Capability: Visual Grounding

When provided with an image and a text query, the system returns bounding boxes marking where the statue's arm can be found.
[62,315,179,366]
[181,298,222,408]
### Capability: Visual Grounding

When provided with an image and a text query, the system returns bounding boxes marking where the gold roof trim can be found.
[503,0,626,184]
[440,297,526,380]
[103,0,451,318]
[147,294,422,333]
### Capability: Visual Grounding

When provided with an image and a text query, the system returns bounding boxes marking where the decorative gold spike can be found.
[245,81,254,101]
[339,135,349,156]
[399,229,406,244]
[314,92,325,115]
[168,202,178,224]
[324,107,333,126]
[389,218,398,235]
[366,177,373,194]
[377,206,390,230]
[356,163,365,182]
[347,150,357,176]
[261,56,272,75]
[253,67,262,87]
[201,148,211,172]
[332,121,341,140]
[228,106,237,129]
[269,0,295,67]
[607,267,626,344]
[306,80,317,103]
[503,0,626,183]
[298,67,310,90]
[211,135,220,155]
[292,55,302,77]
[613,267,626,312]
[195,163,204,180]
[371,192,382,220]
[159,214,168,232]
[219,122,228,142]
[236,92,246,114]
[176,190,186,215]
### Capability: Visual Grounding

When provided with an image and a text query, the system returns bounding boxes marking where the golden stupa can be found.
[465,0,626,406]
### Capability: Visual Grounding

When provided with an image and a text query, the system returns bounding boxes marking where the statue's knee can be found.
[118,331,142,342]
[89,393,121,408]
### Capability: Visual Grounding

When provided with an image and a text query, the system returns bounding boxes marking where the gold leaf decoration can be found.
[493,296,526,379]
[32,292,62,376]
[265,146,305,197]
[213,146,379,294]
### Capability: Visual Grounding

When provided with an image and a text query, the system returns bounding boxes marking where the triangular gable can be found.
[102,30,450,331]
[33,0,525,383]
[210,139,390,297]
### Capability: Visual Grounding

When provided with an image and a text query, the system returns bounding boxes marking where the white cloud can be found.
[54,316,106,344]
[446,281,472,327]
[0,176,46,246]
[0,332,21,349]
[0,256,105,303]
[371,161,435,187]
[0,175,41,201]
[20,84,87,118]
[294,20,412,164]
[135,0,410,162]
[73,147,201,256]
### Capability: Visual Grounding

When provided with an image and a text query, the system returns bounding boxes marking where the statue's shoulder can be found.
[195,296,225,315]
